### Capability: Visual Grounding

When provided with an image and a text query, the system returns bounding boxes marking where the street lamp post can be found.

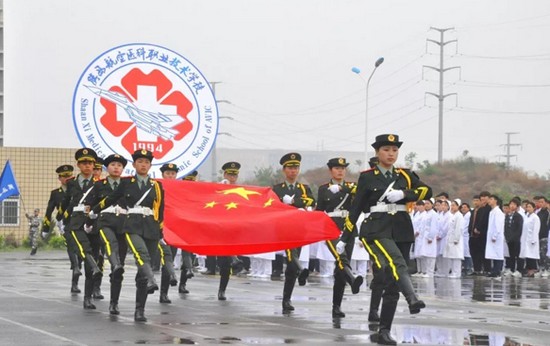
[352,57,384,168]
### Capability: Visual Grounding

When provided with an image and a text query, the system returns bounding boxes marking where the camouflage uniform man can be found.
[25,208,41,255]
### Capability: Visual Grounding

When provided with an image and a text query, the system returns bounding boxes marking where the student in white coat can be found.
[485,195,505,278]
[460,202,473,275]
[435,200,452,277]
[519,201,541,277]
[412,201,426,276]
[419,199,438,277]
[444,199,464,278]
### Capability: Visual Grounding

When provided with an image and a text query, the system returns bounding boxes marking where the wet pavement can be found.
[1,250,549,345]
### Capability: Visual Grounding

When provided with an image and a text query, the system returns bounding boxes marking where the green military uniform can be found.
[346,134,432,345]
[178,170,199,294]
[86,154,128,315]
[316,157,363,318]
[43,165,82,293]
[57,148,103,310]
[272,153,315,313]
[92,149,164,322]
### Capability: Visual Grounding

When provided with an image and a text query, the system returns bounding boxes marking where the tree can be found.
[404,152,417,169]
[245,166,280,187]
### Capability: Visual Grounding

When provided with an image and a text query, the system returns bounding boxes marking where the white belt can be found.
[370,203,407,214]
[327,210,349,218]
[72,205,87,212]
[127,206,154,216]
[101,205,128,215]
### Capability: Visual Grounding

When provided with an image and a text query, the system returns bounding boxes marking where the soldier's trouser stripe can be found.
[326,240,344,270]
[125,234,144,266]
[286,249,292,262]
[374,239,399,281]
[99,229,111,257]
[158,243,165,266]
[363,239,381,269]
[70,230,86,259]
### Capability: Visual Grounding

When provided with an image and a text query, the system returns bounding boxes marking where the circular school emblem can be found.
[72,43,218,178]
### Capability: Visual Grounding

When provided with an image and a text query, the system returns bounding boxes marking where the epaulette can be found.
[360,168,375,174]
[319,182,330,188]
[66,176,76,182]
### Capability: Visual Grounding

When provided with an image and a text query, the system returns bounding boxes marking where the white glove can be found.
[220,179,229,184]
[336,241,346,254]
[88,211,98,220]
[306,206,313,212]
[84,224,93,234]
[56,220,65,233]
[328,184,340,194]
[282,194,294,205]
[42,232,49,239]
[386,190,405,203]
[159,238,167,246]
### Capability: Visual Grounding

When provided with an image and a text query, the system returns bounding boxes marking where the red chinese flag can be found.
[162,179,341,255]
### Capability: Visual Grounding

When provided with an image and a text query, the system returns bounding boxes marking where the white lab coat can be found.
[444,211,464,259]
[420,209,438,258]
[462,211,471,258]
[520,212,541,259]
[485,206,505,260]
[437,211,451,256]
[412,211,425,259]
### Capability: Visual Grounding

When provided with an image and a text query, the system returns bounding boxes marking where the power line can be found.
[454,80,550,88]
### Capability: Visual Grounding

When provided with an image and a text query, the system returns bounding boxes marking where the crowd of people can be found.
[33,133,547,346]
[410,192,550,280]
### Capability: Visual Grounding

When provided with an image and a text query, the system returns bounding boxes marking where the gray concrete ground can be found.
[1,250,549,345]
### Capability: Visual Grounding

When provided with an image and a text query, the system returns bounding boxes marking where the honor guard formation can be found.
[36,133,550,346]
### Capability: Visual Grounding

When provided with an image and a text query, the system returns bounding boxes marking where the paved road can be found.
[1,250,549,345]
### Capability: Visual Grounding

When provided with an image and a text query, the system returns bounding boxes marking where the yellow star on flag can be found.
[204,201,217,208]
[264,198,274,208]
[217,187,261,200]
[225,202,238,210]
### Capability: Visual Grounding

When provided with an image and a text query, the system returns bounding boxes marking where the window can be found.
[0,196,20,226]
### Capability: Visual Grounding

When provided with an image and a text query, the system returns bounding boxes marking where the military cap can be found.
[371,134,403,150]
[183,170,198,181]
[56,165,74,177]
[368,156,379,169]
[327,157,349,168]
[279,152,301,167]
[75,148,98,162]
[94,157,104,169]
[222,161,240,174]
[160,163,179,173]
[103,154,128,167]
[131,149,154,162]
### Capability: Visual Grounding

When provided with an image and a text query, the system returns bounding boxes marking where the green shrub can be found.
[47,235,66,249]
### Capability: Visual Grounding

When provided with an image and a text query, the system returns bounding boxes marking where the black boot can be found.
[282,277,296,313]
[182,253,195,279]
[343,265,363,294]
[332,278,346,318]
[92,276,104,300]
[85,256,103,280]
[178,272,189,293]
[369,286,383,322]
[159,270,171,303]
[30,247,37,255]
[230,256,244,274]
[376,330,397,345]
[397,275,425,314]
[71,273,81,293]
[332,305,346,318]
[218,290,226,301]
[298,268,309,286]
[134,282,148,322]
[110,267,123,315]
[83,297,96,309]
[140,263,158,294]
[71,254,82,277]
[218,267,230,301]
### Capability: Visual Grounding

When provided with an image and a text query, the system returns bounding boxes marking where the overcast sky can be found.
[6,0,550,175]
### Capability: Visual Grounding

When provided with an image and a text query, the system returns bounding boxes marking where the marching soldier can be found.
[91,157,106,300]
[178,170,198,295]
[56,148,103,310]
[90,149,164,322]
[346,134,432,345]
[214,162,245,300]
[42,165,82,293]
[316,157,363,318]
[85,154,127,315]
[272,153,314,313]
[157,163,180,304]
